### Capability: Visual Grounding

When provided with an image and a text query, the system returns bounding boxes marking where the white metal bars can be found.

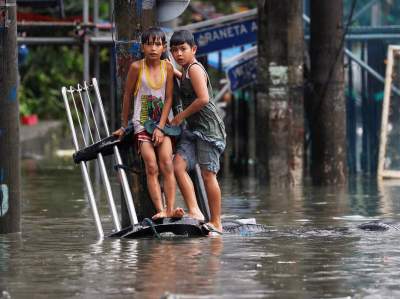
[62,79,124,238]
[92,78,138,225]
[62,85,104,238]
[378,45,400,179]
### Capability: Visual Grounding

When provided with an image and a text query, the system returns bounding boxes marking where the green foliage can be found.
[17,0,112,119]
[201,0,257,14]
[19,46,83,118]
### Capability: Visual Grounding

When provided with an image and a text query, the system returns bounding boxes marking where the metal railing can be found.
[61,78,138,239]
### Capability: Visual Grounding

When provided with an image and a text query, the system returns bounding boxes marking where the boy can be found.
[170,30,226,234]
[114,27,184,220]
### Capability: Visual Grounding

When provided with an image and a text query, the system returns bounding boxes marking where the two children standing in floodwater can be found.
[113,27,226,235]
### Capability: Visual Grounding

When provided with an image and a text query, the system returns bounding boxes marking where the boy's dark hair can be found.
[170,30,196,47]
[141,27,166,44]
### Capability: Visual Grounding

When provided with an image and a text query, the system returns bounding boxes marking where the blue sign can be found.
[8,86,17,102]
[18,44,29,65]
[194,18,257,55]
[226,55,257,91]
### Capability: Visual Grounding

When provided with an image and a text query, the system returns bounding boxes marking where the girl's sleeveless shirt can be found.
[132,59,172,134]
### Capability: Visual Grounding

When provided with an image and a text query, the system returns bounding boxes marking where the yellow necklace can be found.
[145,60,165,90]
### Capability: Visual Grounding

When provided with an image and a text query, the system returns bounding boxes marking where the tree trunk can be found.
[114,0,156,225]
[309,0,347,185]
[0,0,20,233]
[257,0,304,187]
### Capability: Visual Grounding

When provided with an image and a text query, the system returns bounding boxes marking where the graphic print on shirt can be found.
[140,94,164,124]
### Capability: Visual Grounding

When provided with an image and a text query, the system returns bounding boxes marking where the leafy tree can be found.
[19,46,83,118]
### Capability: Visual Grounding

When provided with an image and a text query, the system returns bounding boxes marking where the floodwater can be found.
[1,156,400,299]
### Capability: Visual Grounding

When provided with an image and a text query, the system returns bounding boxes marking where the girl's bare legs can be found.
[154,136,184,219]
[174,154,205,221]
[201,169,222,232]
[140,142,164,214]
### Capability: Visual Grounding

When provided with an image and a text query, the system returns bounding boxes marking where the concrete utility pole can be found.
[114,0,156,225]
[0,0,20,233]
[256,0,304,187]
[309,0,347,185]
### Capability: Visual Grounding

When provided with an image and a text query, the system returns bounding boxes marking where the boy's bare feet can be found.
[152,207,185,219]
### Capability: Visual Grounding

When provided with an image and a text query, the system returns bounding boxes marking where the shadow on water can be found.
[1,157,400,298]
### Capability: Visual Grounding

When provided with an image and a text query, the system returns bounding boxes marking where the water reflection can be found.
[0,158,399,298]
[132,238,223,298]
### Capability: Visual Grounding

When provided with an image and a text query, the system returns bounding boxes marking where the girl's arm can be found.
[171,64,208,125]
[113,61,139,136]
[121,62,140,127]
[152,63,174,145]
[158,63,174,129]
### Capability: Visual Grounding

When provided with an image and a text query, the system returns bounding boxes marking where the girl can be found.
[114,27,183,219]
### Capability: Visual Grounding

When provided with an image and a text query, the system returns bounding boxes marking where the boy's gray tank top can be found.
[179,61,226,144]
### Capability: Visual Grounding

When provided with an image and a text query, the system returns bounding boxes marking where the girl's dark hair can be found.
[170,30,196,47]
[141,27,166,44]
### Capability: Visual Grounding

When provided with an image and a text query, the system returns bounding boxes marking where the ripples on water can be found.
[1,160,400,298]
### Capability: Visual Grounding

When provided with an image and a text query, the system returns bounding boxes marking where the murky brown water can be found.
[1,158,400,298]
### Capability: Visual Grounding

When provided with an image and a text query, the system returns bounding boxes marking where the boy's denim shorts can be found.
[176,130,224,174]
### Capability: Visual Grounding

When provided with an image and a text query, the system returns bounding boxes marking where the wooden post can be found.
[309,0,347,185]
[257,0,304,187]
[114,0,156,225]
[0,0,20,233]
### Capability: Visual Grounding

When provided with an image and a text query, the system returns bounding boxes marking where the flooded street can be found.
[3,0,400,297]
[1,158,400,298]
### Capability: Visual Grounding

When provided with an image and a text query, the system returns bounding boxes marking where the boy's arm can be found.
[172,64,208,125]
[166,55,182,79]
[113,62,139,136]
[173,67,182,79]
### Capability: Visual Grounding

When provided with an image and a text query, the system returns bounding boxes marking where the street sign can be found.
[194,17,257,55]
[226,51,257,91]
[223,46,256,68]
